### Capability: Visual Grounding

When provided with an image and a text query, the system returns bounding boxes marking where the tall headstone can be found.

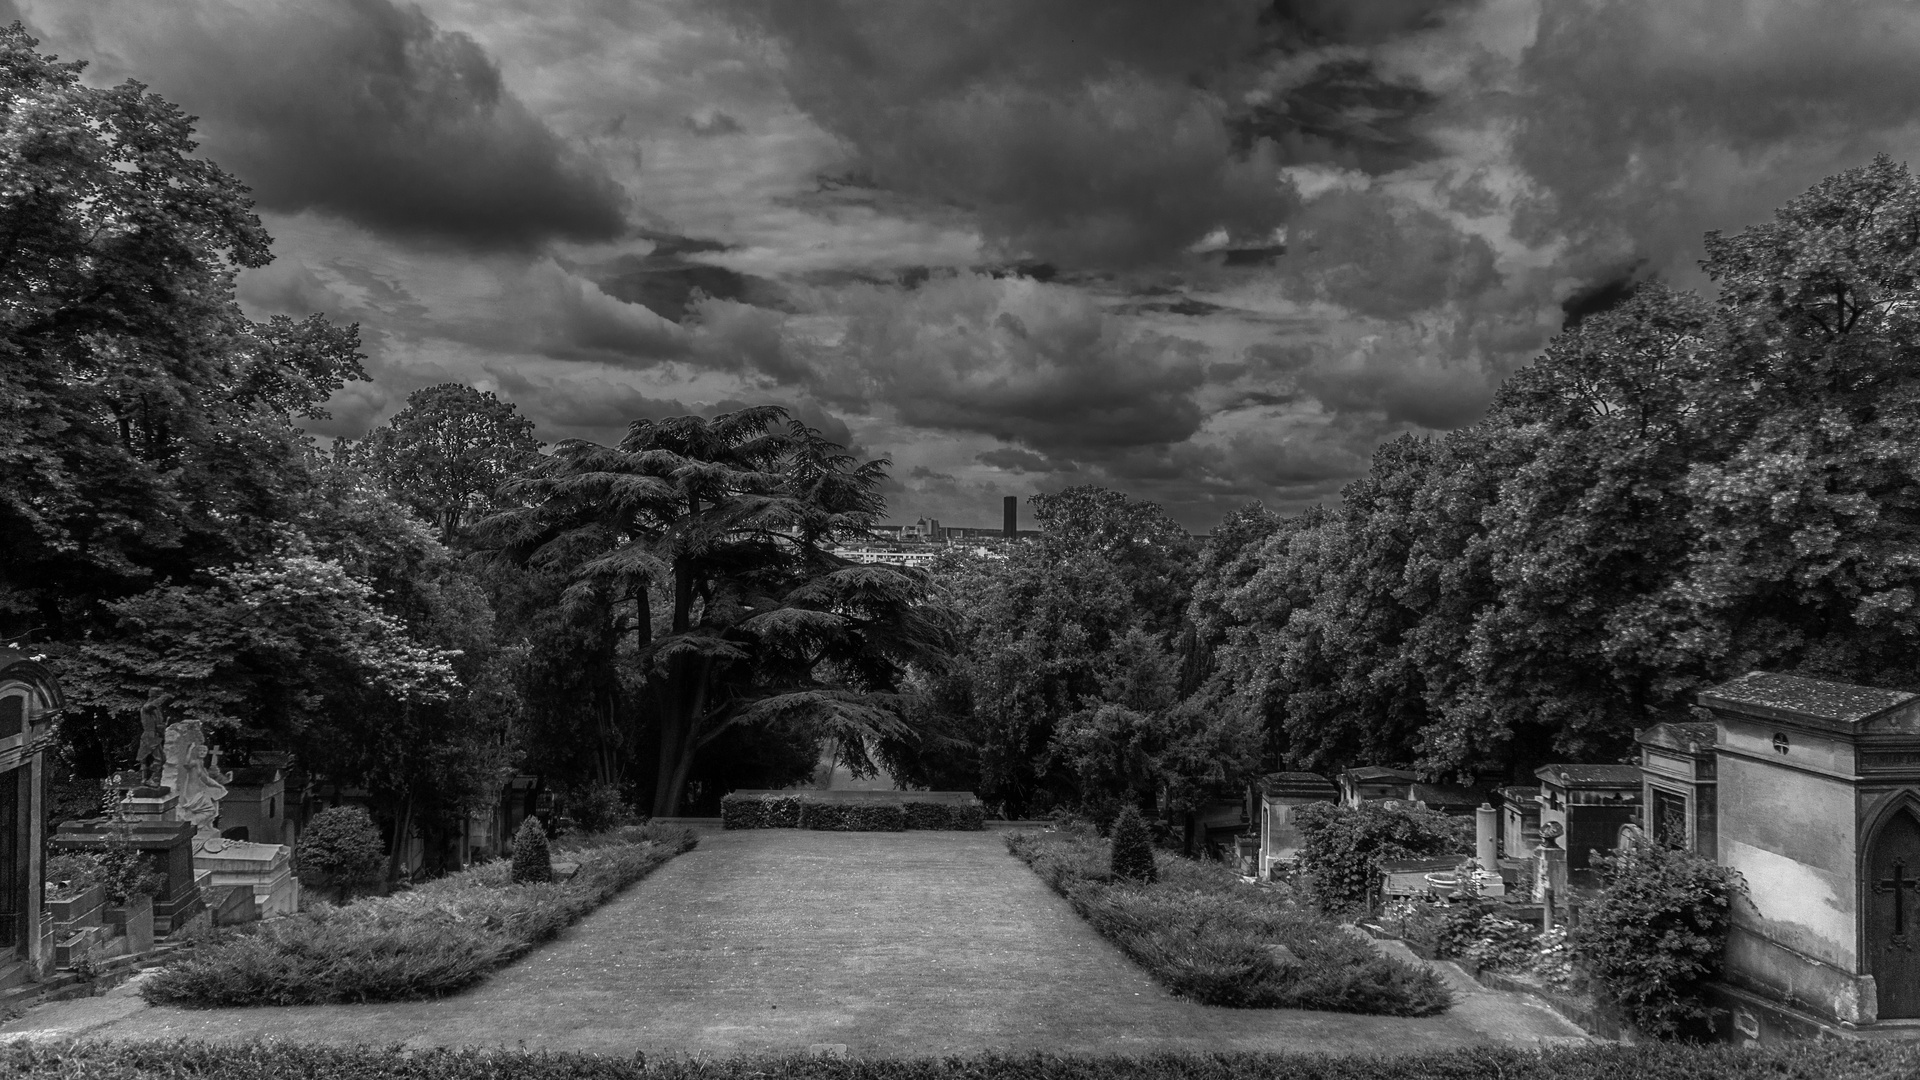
[1697,671,1920,1027]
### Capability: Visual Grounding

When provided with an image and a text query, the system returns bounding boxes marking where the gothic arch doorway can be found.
[1868,803,1920,1019]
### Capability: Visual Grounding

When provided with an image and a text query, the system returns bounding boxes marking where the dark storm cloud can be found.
[1511,0,1920,275]
[816,274,1209,463]
[718,0,1301,266]
[1275,190,1502,319]
[35,0,626,250]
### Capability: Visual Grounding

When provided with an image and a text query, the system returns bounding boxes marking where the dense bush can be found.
[511,816,554,884]
[1435,900,1537,973]
[803,801,906,831]
[295,806,387,902]
[566,781,633,834]
[722,793,985,831]
[721,793,806,829]
[1292,801,1468,913]
[1007,829,1450,1015]
[141,826,697,1006]
[903,801,986,830]
[1570,833,1744,1037]
[8,1044,1920,1080]
[1109,805,1156,883]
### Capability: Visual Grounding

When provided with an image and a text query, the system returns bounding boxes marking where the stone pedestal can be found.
[192,835,298,917]
[51,817,204,936]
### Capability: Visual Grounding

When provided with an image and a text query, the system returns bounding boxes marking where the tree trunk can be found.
[385,792,415,887]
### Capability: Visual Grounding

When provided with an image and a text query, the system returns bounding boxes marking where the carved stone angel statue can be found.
[158,719,232,835]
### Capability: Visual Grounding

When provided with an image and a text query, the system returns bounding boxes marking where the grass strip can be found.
[5,1042,1920,1079]
[1007,827,1451,1015]
[139,824,697,1007]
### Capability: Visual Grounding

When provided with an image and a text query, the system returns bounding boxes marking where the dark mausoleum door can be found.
[0,765,17,954]
[1869,806,1920,1019]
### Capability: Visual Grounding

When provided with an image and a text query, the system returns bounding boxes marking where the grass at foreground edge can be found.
[138,825,698,1008]
[1006,828,1449,1016]
[4,1042,1918,1080]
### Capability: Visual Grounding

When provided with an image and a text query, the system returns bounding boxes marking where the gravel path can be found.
[1,829,1586,1056]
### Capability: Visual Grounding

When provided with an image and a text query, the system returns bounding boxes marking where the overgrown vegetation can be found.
[1006,827,1450,1015]
[140,826,697,1006]
[1292,801,1468,913]
[1569,834,1745,1037]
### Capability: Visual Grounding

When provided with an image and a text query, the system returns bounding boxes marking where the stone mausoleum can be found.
[1696,671,1920,1032]
[0,650,60,985]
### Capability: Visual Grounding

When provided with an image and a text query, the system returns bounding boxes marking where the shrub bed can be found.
[1006,828,1451,1015]
[722,792,984,831]
[8,1042,1920,1080]
[139,825,697,1007]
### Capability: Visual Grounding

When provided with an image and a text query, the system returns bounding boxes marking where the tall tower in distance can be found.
[1003,495,1017,538]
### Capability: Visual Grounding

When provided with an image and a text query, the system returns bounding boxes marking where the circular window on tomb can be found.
[1772,732,1790,754]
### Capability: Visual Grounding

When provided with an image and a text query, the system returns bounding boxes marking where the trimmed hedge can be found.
[1008,828,1450,1015]
[7,1043,1920,1080]
[903,801,986,830]
[803,801,906,831]
[140,826,697,1007]
[722,792,984,831]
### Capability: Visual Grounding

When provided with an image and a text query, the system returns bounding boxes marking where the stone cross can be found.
[1875,858,1920,949]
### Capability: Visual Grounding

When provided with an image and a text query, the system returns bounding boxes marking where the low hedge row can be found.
[721,793,985,831]
[139,825,698,1007]
[7,1043,1920,1080]
[1007,827,1450,1015]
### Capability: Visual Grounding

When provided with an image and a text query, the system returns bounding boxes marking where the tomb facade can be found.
[1696,671,1920,1026]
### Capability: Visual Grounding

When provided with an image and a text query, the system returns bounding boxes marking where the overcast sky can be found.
[11,0,1920,529]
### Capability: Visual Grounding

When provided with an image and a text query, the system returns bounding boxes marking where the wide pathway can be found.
[1,830,1585,1056]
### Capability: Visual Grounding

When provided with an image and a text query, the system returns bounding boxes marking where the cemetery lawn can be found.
[1006,827,1452,1015]
[139,825,698,1006]
[2,830,1584,1055]
[7,1041,1920,1080]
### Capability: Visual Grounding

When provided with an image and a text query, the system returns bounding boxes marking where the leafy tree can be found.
[479,406,954,816]
[0,26,363,640]
[348,384,543,546]
[1292,801,1468,913]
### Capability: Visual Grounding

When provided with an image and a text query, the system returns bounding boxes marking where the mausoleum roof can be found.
[1535,763,1643,789]
[1259,771,1337,798]
[1698,671,1919,733]
[1635,721,1718,752]
[1342,765,1417,783]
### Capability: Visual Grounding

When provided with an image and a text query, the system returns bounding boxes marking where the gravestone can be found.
[1696,671,1920,1027]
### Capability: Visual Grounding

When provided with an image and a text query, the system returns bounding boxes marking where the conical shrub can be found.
[510,815,554,884]
[1110,804,1157,883]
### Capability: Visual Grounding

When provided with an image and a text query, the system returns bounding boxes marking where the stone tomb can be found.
[1697,671,1920,1027]
[51,793,206,936]
[1253,772,1338,879]
[1636,720,1718,858]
